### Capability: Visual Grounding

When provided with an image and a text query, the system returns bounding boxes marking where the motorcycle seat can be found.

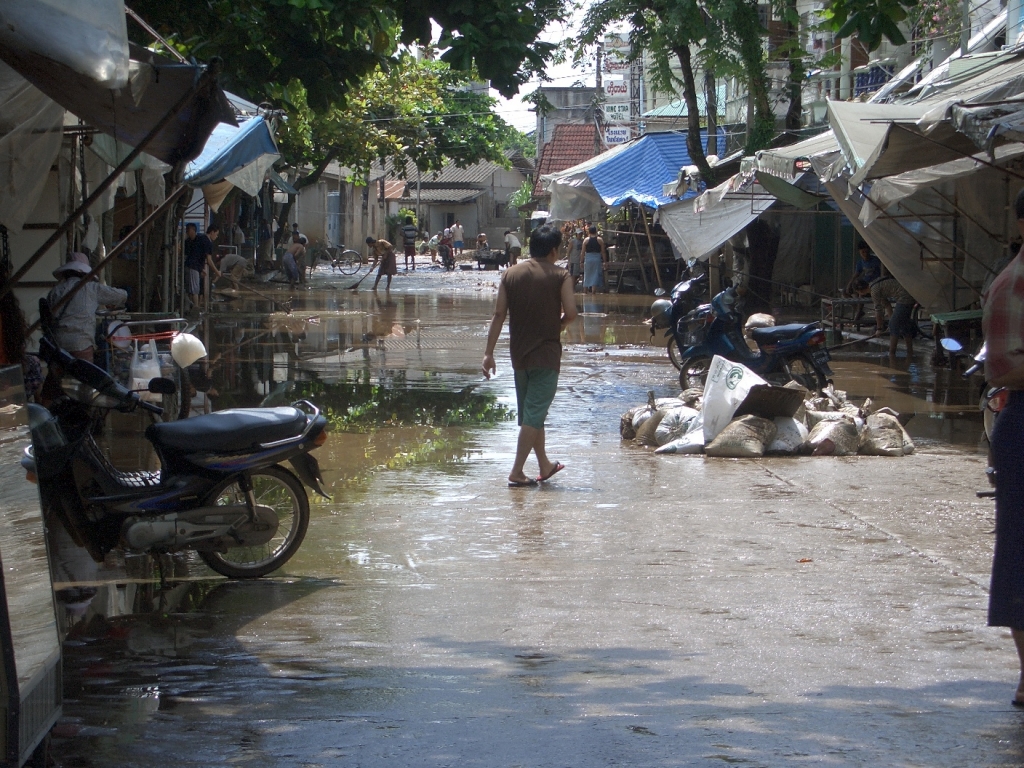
[146,407,308,453]
[748,322,819,344]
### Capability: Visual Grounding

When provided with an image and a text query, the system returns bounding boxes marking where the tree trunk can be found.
[674,45,714,186]
[734,0,775,153]
[784,0,804,132]
[705,66,718,158]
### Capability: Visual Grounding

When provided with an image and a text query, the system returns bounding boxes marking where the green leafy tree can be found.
[271,55,521,229]
[581,0,777,177]
[824,0,918,49]
[129,0,565,106]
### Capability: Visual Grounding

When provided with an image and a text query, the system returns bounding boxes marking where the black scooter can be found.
[23,299,330,578]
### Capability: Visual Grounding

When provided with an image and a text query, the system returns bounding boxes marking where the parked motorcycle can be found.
[23,299,330,579]
[936,337,1003,496]
[651,286,833,391]
[652,272,709,370]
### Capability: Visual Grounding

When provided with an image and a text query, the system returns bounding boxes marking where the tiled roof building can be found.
[533,123,603,197]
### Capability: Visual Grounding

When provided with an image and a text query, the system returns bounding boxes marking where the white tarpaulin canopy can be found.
[0,0,129,90]
[0,61,64,231]
[859,142,1024,226]
[752,131,839,180]
[824,177,958,312]
[658,174,776,262]
[823,101,977,187]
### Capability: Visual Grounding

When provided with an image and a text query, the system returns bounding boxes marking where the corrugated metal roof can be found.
[383,179,407,199]
[397,188,485,203]
[383,157,506,185]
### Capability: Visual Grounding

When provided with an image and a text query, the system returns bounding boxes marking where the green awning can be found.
[268,168,298,195]
[755,171,824,210]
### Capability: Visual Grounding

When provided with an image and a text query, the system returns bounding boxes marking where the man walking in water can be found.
[482,224,577,487]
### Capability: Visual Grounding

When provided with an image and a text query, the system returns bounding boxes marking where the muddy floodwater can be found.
[49,266,1021,767]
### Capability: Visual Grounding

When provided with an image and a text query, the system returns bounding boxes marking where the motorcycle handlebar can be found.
[136,399,164,415]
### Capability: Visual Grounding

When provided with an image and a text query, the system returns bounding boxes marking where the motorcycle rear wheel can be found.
[678,354,713,390]
[198,465,309,578]
[783,355,828,392]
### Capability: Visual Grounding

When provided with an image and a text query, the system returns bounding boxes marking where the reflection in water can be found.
[48,277,994,766]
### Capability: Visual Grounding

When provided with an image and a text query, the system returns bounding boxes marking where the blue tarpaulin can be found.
[184,116,279,195]
[540,130,725,220]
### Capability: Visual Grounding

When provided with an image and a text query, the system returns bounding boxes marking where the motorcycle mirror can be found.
[653,288,666,296]
[148,377,177,395]
[940,338,963,353]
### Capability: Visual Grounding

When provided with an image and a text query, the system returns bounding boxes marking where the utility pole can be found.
[960,0,970,55]
[596,40,603,90]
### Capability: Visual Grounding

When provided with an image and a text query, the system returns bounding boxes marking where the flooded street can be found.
[51,266,1019,767]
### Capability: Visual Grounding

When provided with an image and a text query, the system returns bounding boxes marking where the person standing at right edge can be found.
[482,224,577,487]
[983,186,1024,708]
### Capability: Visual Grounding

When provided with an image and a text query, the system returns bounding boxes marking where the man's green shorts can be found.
[513,367,559,429]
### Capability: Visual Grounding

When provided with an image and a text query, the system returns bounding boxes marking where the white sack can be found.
[767,417,809,454]
[702,356,767,443]
[808,418,861,456]
[705,415,777,458]
[655,406,700,446]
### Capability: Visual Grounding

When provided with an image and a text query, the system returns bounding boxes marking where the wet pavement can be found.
[49,263,1020,767]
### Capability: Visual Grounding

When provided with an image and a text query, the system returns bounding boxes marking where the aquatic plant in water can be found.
[285,374,513,432]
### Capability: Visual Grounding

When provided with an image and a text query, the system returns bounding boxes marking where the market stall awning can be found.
[0,35,235,167]
[827,99,1024,187]
[0,0,129,90]
[859,142,1024,226]
[752,131,839,180]
[658,174,776,262]
[184,116,280,197]
[540,131,723,221]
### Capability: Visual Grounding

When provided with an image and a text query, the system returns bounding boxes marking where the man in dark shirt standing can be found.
[482,224,577,486]
[401,216,419,271]
[183,224,221,311]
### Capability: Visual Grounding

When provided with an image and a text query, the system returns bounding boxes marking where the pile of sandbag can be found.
[620,356,914,458]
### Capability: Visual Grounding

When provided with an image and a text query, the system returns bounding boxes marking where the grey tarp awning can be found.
[658,174,776,262]
[752,131,839,181]
[827,101,984,187]
[0,41,235,167]
[0,0,130,90]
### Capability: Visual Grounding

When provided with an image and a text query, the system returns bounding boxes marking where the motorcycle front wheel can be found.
[198,465,310,578]
[679,354,713,390]
[667,338,684,370]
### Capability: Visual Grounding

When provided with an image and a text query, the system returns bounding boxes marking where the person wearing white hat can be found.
[46,253,127,362]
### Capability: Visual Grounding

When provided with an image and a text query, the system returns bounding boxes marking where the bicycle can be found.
[330,244,363,275]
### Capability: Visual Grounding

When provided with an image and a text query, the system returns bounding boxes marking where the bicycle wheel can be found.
[198,465,310,578]
[337,249,362,275]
